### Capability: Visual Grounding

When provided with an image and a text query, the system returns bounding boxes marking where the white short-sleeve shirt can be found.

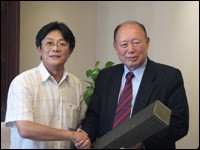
[5,61,86,149]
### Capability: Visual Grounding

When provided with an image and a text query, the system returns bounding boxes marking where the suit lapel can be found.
[107,65,124,128]
[132,59,156,116]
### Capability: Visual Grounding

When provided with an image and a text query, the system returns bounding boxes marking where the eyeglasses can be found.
[42,40,68,50]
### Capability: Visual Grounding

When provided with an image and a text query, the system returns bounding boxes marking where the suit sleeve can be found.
[81,70,104,142]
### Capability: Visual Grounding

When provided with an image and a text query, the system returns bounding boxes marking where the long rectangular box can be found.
[92,100,171,149]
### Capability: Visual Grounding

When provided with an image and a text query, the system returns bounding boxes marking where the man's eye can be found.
[46,42,53,46]
[59,43,66,47]
[132,41,140,46]
[121,44,127,48]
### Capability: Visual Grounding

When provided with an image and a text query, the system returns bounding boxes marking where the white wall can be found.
[20,1,199,149]
[96,1,199,149]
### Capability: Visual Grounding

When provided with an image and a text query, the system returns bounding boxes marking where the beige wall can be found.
[20,1,97,89]
[20,1,199,149]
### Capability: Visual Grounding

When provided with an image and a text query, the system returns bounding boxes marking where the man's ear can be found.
[113,42,118,54]
[37,46,42,60]
[146,37,150,45]
[68,50,72,58]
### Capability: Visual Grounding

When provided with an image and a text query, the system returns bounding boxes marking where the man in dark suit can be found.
[81,21,189,149]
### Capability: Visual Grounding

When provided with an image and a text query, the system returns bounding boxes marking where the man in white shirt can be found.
[5,21,91,149]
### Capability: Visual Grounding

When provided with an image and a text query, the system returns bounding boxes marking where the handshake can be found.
[70,128,91,149]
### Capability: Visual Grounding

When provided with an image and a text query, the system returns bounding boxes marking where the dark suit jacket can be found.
[81,58,189,149]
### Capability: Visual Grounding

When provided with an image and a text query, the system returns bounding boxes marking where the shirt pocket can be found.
[66,103,80,129]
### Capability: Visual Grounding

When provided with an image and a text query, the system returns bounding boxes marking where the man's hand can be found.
[73,128,91,149]
[130,141,144,149]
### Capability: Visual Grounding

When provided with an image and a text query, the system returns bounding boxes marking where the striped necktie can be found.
[113,72,134,128]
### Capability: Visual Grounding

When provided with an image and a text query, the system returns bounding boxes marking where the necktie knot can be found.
[126,72,134,81]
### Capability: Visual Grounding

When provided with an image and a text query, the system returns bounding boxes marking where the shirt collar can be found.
[38,61,68,83]
[123,58,147,81]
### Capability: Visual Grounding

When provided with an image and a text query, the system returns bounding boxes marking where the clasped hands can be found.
[72,128,91,149]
